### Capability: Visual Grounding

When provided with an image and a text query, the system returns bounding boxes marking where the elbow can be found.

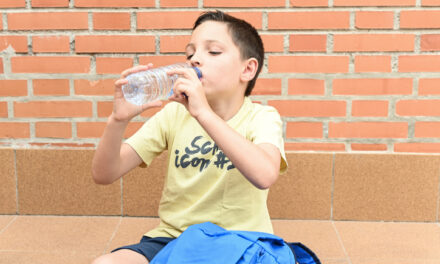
[255,169,279,190]
[92,169,115,185]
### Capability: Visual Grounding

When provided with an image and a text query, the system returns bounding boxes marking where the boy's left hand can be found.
[167,68,211,119]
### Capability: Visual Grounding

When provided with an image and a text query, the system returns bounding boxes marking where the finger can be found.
[167,68,198,81]
[114,78,128,87]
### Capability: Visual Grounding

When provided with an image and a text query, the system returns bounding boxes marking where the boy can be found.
[92,10,287,264]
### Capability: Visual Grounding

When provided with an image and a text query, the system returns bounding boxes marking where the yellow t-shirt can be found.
[125,97,287,238]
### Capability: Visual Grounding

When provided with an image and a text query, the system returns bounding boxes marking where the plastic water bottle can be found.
[122,63,202,106]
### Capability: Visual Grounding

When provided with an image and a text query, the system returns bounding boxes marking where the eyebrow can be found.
[185,40,224,51]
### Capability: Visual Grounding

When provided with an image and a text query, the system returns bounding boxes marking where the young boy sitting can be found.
[91,10,287,264]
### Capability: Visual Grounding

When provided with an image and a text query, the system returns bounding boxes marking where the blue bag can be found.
[151,222,321,264]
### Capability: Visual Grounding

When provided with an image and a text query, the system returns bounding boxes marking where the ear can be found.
[240,58,258,82]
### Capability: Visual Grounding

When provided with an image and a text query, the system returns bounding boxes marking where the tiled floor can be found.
[0,215,439,264]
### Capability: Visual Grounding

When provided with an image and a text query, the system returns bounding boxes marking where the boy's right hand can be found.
[111,64,163,123]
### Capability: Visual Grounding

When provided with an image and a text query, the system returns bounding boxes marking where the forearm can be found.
[92,114,128,184]
[196,110,280,189]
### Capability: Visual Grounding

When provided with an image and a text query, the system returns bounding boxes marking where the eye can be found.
[209,51,221,56]
[186,54,194,60]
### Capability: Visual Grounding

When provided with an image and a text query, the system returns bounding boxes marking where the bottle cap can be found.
[193,67,203,79]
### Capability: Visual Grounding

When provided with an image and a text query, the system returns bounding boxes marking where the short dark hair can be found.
[193,10,264,97]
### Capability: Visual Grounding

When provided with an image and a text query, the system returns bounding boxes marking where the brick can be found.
[329,122,408,138]
[0,80,27,97]
[415,122,440,138]
[285,143,346,151]
[288,79,325,95]
[333,78,413,95]
[0,123,29,138]
[0,58,3,73]
[33,79,70,96]
[394,143,440,153]
[32,0,69,7]
[396,100,440,116]
[160,35,191,53]
[0,102,8,117]
[96,57,133,74]
[137,11,201,30]
[355,55,391,73]
[290,0,328,6]
[399,55,440,72]
[352,100,389,117]
[32,36,70,53]
[11,56,90,73]
[124,122,144,138]
[74,79,115,96]
[268,12,350,30]
[419,79,440,95]
[269,56,349,73]
[14,101,92,117]
[286,122,323,138]
[8,12,88,30]
[422,0,440,5]
[290,35,327,52]
[334,0,415,6]
[77,122,105,138]
[400,11,440,29]
[35,122,71,138]
[139,55,186,67]
[97,101,113,117]
[268,100,346,117]
[351,143,387,151]
[93,12,131,30]
[0,0,25,8]
[253,79,282,95]
[261,35,284,52]
[421,34,440,51]
[75,0,154,7]
[204,0,284,7]
[161,0,198,7]
[0,36,28,53]
[75,35,155,53]
[334,34,414,52]
[355,11,394,29]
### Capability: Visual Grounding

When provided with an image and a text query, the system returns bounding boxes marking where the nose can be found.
[189,52,201,67]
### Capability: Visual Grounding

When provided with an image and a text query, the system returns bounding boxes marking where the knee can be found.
[91,254,115,264]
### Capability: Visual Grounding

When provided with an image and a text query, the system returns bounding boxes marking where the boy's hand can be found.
[112,64,163,123]
[167,67,211,119]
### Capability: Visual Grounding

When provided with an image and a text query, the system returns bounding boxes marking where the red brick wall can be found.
[1,1,440,153]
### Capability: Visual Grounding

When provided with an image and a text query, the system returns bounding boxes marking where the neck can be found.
[208,94,245,121]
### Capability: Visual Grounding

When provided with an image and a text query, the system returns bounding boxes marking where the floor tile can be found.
[0,251,94,264]
[0,215,16,234]
[0,215,119,255]
[334,221,440,264]
[107,217,160,252]
[272,220,349,263]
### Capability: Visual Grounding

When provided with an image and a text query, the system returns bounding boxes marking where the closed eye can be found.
[209,51,221,55]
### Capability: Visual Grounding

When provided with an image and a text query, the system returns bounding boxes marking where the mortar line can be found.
[331,221,352,264]
[436,163,440,222]
[330,153,335,220]
[103,216,123,254]
[14,149,19,214]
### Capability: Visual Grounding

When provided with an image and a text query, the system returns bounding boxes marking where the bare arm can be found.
[92,64,162,185]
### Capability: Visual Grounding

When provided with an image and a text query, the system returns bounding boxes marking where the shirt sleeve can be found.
[124,103,174,167]
[248,106,288,174]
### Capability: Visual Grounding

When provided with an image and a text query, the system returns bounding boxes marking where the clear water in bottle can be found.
[122,63,202,106]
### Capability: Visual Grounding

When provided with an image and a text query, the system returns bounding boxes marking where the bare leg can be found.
[92,249,149,264]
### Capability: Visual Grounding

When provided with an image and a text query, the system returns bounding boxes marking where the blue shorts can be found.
[112,236,175,261]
